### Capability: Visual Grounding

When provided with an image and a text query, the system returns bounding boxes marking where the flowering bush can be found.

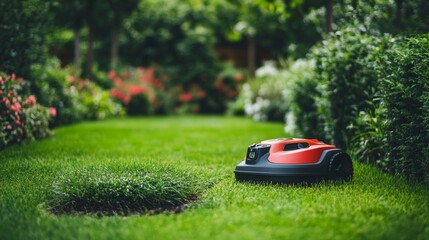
[232,61,294,122]
[109,65,244,115]
[31,58,123,125]
[1,72,51,150]
[109,67,164,115]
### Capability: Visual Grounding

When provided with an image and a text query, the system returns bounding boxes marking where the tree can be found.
[0,0,52,77]
[103,0,139,69]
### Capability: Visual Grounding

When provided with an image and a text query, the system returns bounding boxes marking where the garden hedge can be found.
[311,27,387,149]
[293,32,429,184]
[378,35,429,183]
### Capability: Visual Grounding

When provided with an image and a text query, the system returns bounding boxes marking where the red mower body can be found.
[262,138,336,164]
[234,138,353,183]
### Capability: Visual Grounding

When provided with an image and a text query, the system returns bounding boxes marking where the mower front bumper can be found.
[234,149,341,183]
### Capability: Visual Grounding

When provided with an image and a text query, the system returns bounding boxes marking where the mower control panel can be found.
[245,144,271,164]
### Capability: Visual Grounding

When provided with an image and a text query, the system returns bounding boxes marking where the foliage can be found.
[288,58,324,139]
[122,0,248,113]
[31,58,123,126]
[31,59,86,126]
[79,81,124,120]
[0,0,52,77]
[236,59,319,127]
[109,67,166,115]
[237,61,288,122]
[49,163,210,215]
[0,72,51,150]
[378,34,429,183]
[311,27,388,149]
[350,104,387,169]
[109,65,243,115]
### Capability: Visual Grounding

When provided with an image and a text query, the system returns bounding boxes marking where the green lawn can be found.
[1,116,429,240]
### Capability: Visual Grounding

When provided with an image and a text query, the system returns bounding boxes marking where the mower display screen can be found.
[283,142,309,151]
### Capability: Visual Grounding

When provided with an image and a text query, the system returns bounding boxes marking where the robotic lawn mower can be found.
[234,138,353,183]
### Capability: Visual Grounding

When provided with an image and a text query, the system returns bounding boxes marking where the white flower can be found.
[255,61,278,78]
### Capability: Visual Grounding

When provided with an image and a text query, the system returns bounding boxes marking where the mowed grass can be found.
[1,116,429,240]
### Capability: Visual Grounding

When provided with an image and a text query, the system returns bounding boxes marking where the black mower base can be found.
[235,172,325,184]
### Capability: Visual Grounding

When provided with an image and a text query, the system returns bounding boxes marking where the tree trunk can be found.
[395,0,403,29]
[111,25,119,69]
[86,24,94,80]
[326,0,334,34]
[73,27,81,77]
[85,0,95,80]
[248,36,256,78]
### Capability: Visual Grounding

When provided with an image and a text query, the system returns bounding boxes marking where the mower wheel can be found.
[328,152,353,181]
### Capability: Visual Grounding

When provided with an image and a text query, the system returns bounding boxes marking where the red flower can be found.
[8,90,14,97]
[128,85,147,96]
[78,80,85,89]
[113,77,123,86]
[68,75,75,83]
[179,92,193,103]
[197,90,205,99]
[111,89,122,98]
[0,76,3,84]
[108,70,116,79]
[25,95,36,105]
[16,120,21,125]
[49,107,57,117]
[3,97,10,105]
[0,90,2,95]
[234,74,244,82]
[11,73,16,80]
[123,96,131,104]
[11,102,21,113]
[121,72,129,79]
[17,77,24,84]
[146,67,155,76]
[6,125,12,130]
[149,78,164,89]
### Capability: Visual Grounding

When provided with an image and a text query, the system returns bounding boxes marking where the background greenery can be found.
[1,0,429,181]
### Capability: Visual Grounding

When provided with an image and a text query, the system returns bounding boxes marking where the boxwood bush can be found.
[288,29,428,184]
[378,35,429,183]
[311,27,388,149]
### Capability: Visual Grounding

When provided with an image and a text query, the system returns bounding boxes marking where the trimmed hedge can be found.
[293,32,429,184]
[378,35,429,183]
[311,27,388,149]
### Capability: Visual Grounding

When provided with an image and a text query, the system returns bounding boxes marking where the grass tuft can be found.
[48,163,211,216]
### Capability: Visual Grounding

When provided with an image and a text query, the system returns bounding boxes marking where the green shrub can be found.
[31,58,86,126]
[350,104,387,169]
[79,81,124,120]
[24,104,51,141]
[378,34,429,183]
[287,59,325,138]
[311,27,388,149]
[0,0,52,77]
[31,58,123,126]
[239,61,290,122]
[49,164,211,215]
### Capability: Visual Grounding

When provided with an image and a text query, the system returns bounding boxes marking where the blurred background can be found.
[1,0,429,182]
